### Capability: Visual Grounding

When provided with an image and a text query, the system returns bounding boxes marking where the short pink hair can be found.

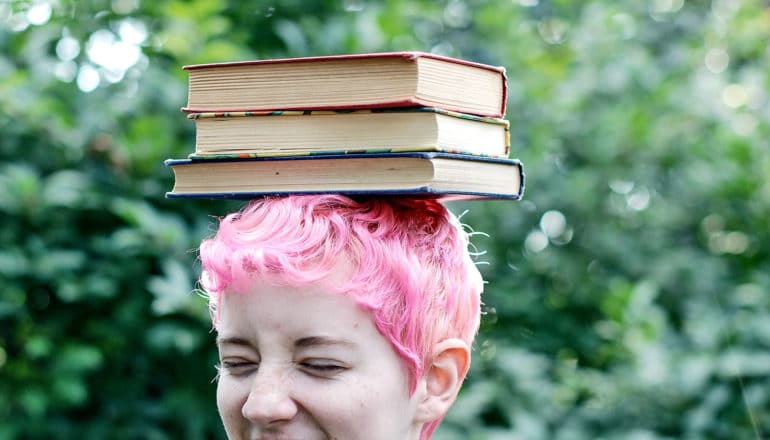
[199,195,484,438]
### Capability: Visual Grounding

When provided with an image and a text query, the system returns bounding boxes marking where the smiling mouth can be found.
[254,432,335,440]
[253,431,318,440]
[254,434,293,440]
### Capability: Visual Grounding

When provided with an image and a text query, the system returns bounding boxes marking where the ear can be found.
[414,338,470,423]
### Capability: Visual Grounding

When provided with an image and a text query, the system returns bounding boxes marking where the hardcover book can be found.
[188,108,510,158]
[183,51,507,117]
[165,152,524,201]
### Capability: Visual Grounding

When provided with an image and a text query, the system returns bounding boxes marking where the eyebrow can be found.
[216,335,356,349]
[216,336,253,348]
[294,336,356,349]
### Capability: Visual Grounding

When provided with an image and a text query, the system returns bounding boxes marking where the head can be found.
[200,195,484,440]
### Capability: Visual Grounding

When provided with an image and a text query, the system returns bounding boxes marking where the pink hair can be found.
[199,195,483,439]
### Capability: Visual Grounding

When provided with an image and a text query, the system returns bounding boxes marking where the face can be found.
[215,278,425,440]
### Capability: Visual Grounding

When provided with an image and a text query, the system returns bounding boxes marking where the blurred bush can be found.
[1,0,768,439]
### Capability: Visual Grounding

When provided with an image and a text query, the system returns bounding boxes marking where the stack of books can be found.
[165,51,524,200]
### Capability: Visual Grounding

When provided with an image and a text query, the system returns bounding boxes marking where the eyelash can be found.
[299,361,346,374]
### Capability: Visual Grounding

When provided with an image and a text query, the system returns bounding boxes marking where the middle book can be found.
[187,107,510,159]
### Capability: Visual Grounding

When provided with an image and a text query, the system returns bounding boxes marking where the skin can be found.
[215,279,427,440]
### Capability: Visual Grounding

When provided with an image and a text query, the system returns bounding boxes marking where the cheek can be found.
[217,377,247,429]
[317,378,413,427]
[339,383,416,439]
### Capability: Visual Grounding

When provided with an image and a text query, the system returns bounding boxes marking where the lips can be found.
[253,432,294,440]
[251,428,325,440]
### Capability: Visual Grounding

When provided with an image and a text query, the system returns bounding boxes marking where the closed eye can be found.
[218,359,259,376]
[298,360,348,377]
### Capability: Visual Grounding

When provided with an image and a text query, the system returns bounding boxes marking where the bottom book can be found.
[164,152,524,200]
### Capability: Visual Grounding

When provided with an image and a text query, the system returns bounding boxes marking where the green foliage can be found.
[1,0,768,438]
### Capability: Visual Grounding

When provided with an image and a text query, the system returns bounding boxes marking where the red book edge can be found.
[181,51,508,118]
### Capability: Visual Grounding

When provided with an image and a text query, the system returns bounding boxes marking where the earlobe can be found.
[415,339,470,423]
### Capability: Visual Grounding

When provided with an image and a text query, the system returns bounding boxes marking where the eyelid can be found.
[218,357,259,376]
[221,359,256,367]
[297,358,349,376]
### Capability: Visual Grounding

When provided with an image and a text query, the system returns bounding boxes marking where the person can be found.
[199,194,484,440]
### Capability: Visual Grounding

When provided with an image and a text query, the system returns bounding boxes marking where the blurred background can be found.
[1,0,768,438]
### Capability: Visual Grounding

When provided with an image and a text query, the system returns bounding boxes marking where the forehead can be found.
[216,278,380,344]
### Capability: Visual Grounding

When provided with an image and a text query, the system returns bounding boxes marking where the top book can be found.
[182,51,508,117]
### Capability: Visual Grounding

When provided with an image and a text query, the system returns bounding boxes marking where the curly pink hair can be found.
[199,195,483,439]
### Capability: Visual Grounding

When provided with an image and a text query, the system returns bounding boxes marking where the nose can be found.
[241,365,299,425]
